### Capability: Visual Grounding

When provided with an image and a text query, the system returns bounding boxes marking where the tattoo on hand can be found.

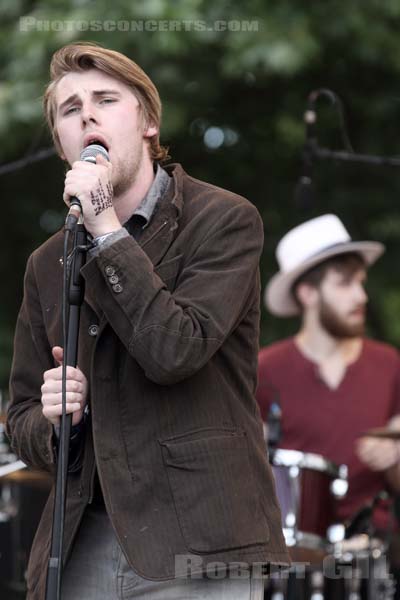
[90,180,113,216]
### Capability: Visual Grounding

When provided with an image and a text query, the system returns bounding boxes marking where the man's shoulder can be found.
[363,338,400,366]
[258,338,295,368]
[166,162,260,217]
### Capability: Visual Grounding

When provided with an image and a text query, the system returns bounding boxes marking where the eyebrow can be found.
[58,89,122,113]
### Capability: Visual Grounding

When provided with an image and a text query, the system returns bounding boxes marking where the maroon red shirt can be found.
[256,338,400,529]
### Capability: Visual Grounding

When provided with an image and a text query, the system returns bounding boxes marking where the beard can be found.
[319,297,366,339]
[112,138,144,197]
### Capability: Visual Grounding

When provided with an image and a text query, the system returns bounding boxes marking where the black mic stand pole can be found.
[45,221,87,600]
[309,138,400,168]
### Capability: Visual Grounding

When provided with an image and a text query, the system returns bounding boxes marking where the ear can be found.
[296,282,319,309]
[143,123,158,138]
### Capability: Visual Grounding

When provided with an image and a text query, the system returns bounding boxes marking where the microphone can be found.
[294,92,318,209]
[65,143,110,231]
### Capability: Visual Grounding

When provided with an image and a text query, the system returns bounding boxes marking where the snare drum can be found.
[270,448,348,562]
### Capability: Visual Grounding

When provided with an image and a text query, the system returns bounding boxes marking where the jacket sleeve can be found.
[81,201,264,385]
[6,253,56,471]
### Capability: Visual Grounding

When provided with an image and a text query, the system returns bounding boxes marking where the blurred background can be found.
[2,0,400,385]
[2,0,400,595]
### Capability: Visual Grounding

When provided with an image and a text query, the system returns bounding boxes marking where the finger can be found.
[96,153,113,177]
[96,153,109,166]
[52,346,64,366]
[43,403,82,419]
[42,390,85,406]
[43,365,85,382]
[41,379,84,396]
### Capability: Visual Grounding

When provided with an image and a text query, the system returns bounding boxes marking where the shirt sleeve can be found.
[6,254,57,471]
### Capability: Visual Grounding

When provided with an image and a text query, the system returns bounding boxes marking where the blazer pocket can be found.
[160,428,270,553]
[154,254,182,290]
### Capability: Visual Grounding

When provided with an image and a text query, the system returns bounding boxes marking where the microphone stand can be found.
[308,137,400,168]
[300,88,400,169]
[45,222,87,600]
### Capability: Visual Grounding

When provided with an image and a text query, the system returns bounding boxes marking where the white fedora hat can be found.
[265,214,385,317]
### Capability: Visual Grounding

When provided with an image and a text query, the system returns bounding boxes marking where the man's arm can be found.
[7,257,87,472]
[6,254,57,471]
[81,200,264,385]
[356,415,400,493]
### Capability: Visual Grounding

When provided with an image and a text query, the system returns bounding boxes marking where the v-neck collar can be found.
[291,337,365,391]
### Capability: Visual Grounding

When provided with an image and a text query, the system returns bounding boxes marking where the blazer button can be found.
[105,265,116,276]
[113,283,123,293]
[88,324,99,337]
[109,274,119,284]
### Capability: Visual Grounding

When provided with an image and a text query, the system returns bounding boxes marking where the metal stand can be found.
[45,223,87,600]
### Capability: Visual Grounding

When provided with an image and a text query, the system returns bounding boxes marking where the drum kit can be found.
[266,435,398,600]
[0,392,52,597]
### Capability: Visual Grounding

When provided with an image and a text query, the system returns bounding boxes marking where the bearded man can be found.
[257,214,400,538]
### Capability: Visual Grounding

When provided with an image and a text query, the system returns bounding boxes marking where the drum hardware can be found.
[266,538,394,600]
[0,421,17,466]
[309,569,324,600]
[323,536,394,600]
[0,462,27,524]
[267,399,282,452]
[268,446,395,599]
[0,422,9,454]
[342,491,388,541]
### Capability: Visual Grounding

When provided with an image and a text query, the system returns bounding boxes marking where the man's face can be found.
[54,69,157,196]
[317,267,368,338]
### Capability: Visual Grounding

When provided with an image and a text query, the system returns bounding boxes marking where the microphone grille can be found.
[80,143,110,163]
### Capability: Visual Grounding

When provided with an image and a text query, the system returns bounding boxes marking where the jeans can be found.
[61,504,265,599]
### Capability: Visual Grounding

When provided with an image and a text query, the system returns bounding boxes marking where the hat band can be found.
[284,240,355,273]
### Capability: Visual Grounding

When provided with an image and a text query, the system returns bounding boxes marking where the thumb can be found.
[96,153,109,166]
[52,346,64,366]
[96,153,112,175]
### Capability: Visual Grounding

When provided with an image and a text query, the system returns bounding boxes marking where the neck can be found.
[295,315,362,365]
[113,158,155,225]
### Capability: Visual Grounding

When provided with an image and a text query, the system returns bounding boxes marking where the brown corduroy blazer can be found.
[7,163,289,599]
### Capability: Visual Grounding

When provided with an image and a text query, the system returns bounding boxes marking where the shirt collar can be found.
[126,163,171,229]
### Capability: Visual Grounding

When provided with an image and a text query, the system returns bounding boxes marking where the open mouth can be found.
[84,136,109,152]
[89,140,108,151]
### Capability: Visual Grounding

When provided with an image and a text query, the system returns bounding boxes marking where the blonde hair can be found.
[43,41,169,162]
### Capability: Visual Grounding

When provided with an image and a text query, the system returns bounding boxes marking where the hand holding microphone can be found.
[64,143,121,237]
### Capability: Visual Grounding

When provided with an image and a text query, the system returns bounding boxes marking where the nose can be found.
[355,282,368,304]
[81,101,99,127]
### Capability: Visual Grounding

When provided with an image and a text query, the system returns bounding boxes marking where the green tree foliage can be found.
[1,0,400,387]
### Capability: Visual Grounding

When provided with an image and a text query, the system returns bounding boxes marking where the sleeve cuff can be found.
[89,228,129,257]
